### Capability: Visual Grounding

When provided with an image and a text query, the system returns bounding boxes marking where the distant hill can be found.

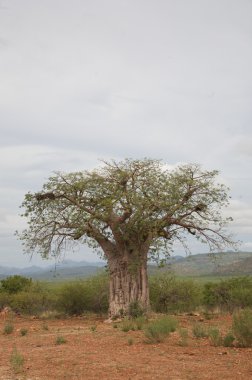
[0,260,105,280]
[158,252,252,277]
[1,252,252,280]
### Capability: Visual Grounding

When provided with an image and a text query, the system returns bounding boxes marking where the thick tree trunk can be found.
[107,252,150,318]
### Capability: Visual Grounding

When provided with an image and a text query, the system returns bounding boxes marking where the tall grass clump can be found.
[232,308,252,347]
[10,346,24,374]
[192,323,208,338]
[3,322,14,335]
[149,273,202,314]
[144,316,177,343]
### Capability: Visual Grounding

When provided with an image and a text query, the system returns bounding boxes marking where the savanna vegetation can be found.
[18,158,236,318]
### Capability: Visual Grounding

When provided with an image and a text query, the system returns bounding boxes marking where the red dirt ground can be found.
[0,313,251,380]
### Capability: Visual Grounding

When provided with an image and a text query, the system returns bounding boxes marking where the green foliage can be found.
[232,308,252,347]
[20,328,28,336]
[10,346,24,374]
[128,301,144,318]
[208,327,222,346]
[0,275,32,294]
[55,336,67,345]
[203,277,252,311]
[19,159,234,268]
[3,322,14,335]
[192,323,208,338]
[223,332,235,347]
[121,319,136,332]
[149,273,202,313]
[10,282,56,315]
[56,273,108,315]
[144,316,177,343]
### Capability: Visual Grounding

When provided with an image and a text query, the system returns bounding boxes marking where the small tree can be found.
[18,159,235,318]
[0,275,32,294]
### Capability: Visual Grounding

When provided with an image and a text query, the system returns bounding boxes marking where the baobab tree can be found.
[18,159,235,318]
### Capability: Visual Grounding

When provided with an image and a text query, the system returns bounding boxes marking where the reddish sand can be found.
[0,313,251,379]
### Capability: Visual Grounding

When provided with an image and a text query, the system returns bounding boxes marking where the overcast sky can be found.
[0,0,252,267]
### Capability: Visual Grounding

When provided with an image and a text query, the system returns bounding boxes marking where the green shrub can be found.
[208,328,222,346]
[3,322,14,335]
[150,273,202,314]
[121,319,136,332]
[20,328,28,337]
[10,283,55,315]
[10,346,24,374]
[144,316,177,343]
[232,308,252,347]
[203,277,252,312]
[192,323,208,338]
[55,336,67,345]
[0,275,32,294]
[134,316,147,330]
[128,301,144,318]
[56,273,108,315]
[223,332,235,347]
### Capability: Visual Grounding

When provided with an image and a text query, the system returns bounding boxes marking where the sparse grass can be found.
[3,322,14,335]
[178,328,189,346]
[10,346,24,374]
[223,332,235,347]
[232,308,252,347]
[127,337,134,345]
[144,316,177,343]
[20,328,28,336]
[208,327,222,346]
[90,325,97,332]
[192,323,208,339]
[55,335,67,345]
[42,323,49,331]
[121,319,135,332]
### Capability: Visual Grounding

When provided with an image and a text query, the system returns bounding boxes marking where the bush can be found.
[208,328,222,346]
[223,332,235,347]
[203,277,252,312]
[10,346,24,374]
[56,273,109,315]
[232,308,252,347]
[144,316,177,343]
[128,301,144,318]
[192,323,208,338]
[0,275,32,294]
[3,322,14,335]
[55,336,67,345]
[10,282,56,315]
[149,273,202,314]
[20,328,28,337]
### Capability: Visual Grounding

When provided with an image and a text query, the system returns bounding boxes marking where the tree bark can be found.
[107,252,150,318]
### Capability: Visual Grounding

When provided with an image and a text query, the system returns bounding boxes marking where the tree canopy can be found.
[19,158,234,261]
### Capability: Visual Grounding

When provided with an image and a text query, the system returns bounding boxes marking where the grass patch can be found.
[144,316,177,343]
[20,328,28,336]
[232,308,252,347]
[208,327,222,346]
[10,346,24,374]
[3,322,14,335]
[192,323,208,338]
[55,335,67,345]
